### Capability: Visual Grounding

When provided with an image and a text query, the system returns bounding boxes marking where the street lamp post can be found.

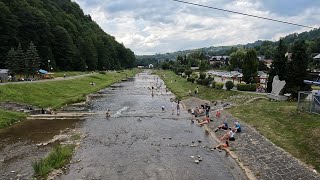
[48,60,51,71]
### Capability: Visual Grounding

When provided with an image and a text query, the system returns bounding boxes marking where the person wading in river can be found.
[176,101,180,115]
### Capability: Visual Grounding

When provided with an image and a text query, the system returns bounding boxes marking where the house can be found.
[258,55,265,61]
[209,56,230,65]
[148,64,154,69]
[264,59,273,68]
[313,54,320,61]
[0,69,9,82]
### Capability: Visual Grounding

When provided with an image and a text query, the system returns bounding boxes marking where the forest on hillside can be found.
[0,0,135,71]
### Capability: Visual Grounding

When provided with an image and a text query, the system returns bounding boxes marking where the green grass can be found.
[53,71,89,78]
[0,69,139,109]
[228,100,320,171]
[0,109,27,128]
[32,145,75,178]
[155,70,245,101]
[70,133,81,141]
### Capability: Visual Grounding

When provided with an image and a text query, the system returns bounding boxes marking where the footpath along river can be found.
[62,71,247,180]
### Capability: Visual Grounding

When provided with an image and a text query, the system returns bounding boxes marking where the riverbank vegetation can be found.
[32,145,75,178]
[0,109,26,128]
[0,69,140,128]
[0,69,138,108]
[156,70,320,171]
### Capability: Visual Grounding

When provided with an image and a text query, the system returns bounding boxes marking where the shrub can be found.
[237,83,257,91]
[178,67,186,74]
[182,74,187,78]
[99,71,107,74]
[191,72,199,79]
[184,69,193,77]
[187,77,195,83]
[211,81,216,88]
[202,78,211,86]
[196,79,202,85]
[215,82,224,89]
[225,81,234,90]
[199,72,206,79]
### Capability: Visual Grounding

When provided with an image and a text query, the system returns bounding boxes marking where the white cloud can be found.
[74,0,318,55]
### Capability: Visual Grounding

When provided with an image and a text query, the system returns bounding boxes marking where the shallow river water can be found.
[0,71,246,180]
[62,71,246,180]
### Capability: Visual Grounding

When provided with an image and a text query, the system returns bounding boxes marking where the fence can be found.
[297,91,320,115]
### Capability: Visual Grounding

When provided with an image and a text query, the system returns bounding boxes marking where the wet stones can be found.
[191,155,203,164]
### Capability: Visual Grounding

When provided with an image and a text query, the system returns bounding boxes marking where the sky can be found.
[73,0,320,55]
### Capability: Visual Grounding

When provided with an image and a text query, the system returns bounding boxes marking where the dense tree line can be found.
[0,0,135,71]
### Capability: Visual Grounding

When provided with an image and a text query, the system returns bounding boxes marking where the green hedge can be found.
[225,81,234,90]
[215,82,224,89]
[187,77,195,83]
[237,83,257,91]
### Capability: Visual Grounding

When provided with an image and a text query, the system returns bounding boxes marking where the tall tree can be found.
[25,41,40,76]
[267,39,288,92]
[285,40,311,98]
[242,49,258,83]
[15,43,25,76]
[229,49,246,70]
[5,48,17,75]
[52,26,74,70]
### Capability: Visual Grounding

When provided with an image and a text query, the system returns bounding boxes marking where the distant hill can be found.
[0,0,135,71]
[137,28,320,62]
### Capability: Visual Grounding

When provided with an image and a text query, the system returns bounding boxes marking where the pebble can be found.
[199,157,203,161]
[313,169,317,173]
[10,171,15,173]
[190,156,195,158]
[198,140,202,143]
[194,160,199,164]
[168,137,172,140]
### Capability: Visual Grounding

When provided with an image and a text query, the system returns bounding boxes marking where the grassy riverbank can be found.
[0,69,138,108]
[155,70,240,101]
[53,71,89,78]
[0,109,27,128]
[156,70,320,171]
[0,69,140,128]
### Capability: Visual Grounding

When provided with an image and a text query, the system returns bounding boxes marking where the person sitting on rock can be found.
[231,121,242,133]
[220,129,236,141]
[213,141,229,150]
[215,121,228,132]
[215,110,221,117]
[197,115,210,126]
